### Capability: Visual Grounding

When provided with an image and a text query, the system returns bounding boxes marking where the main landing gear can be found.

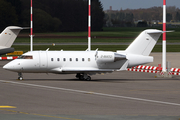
[18,72,23,80]
[76,73,91,81]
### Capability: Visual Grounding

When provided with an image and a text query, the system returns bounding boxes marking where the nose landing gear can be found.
[18,72,23,80]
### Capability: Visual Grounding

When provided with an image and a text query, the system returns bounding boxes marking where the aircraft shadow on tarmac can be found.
[15,76,180,82]
[5,71,180,82]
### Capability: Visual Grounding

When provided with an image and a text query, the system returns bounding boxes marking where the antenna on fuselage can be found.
[88,0,91,51]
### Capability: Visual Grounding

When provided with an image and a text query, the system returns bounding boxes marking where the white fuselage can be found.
[3,50,153,74]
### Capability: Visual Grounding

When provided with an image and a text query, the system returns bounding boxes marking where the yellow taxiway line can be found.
[0,106,16,108]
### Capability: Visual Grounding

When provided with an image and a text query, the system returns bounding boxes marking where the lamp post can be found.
[162,0,166,72]
[30,0,33,51]
[88,0,91,51]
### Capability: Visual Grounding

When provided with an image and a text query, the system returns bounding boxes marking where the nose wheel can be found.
[18,72,23,80]
[76,73,91,81]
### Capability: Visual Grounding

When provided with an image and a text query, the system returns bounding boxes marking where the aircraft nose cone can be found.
[3,61,22,72]
[3,62,17,71]
[3,64,11,70]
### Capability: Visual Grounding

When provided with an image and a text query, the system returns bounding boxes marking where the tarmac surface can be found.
[0,53,180,120]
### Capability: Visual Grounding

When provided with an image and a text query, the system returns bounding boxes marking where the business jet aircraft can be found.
[3,29,163,80]
[0,26,23,55]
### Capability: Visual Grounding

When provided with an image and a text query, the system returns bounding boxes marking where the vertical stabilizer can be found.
[125,29,162,56]
[0,26,23,48]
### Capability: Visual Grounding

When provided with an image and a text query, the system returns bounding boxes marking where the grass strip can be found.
[12,45,180,53]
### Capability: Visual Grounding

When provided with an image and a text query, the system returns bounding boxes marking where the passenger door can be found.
[39,51,47,69]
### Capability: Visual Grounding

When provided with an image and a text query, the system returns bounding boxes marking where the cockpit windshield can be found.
[18,55,33,59]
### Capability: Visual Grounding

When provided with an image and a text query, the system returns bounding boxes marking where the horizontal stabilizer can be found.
[8,27,23,30]
[146,30,163,34]
[146,30,174,34]
[163,30,174,33]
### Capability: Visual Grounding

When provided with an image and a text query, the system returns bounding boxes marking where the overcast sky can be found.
[99,0,180,10]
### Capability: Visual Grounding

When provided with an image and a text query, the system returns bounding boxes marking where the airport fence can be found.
[127,65,180,76]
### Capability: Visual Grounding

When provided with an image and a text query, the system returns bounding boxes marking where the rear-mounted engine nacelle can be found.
[96,52,126,63]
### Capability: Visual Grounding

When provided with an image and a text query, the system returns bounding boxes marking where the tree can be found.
[0,0,18,31]
[137,21,148,27]
[6,0,22,24]
[125,13,134,22]
[6,0,105,32]
[34,0,88,32]
[175,12,180,21]
[91,0,104,31]
[22,9,62,32]
[166,13,172,22]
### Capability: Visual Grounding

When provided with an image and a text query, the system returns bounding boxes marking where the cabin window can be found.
[82,58,84,61]
[57,58,60,61]
[70,58,72,61]
[51,58,54,61]
[63,58,66,61]
[18,55,33,59]
[88,58,90,61]
[76,58,78,61]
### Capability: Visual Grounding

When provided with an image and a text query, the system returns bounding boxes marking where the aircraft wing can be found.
[50,59,129,74]
[50,67,115,74]
[0,47,14,55]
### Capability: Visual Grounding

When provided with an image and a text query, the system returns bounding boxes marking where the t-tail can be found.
[0,26,23,55]
[125,29,163,56]
[118,29,163,68]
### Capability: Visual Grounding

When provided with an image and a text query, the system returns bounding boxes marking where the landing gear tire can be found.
[86,76,91,81]
[79,75,84,80]
[18,77,23,81]
[76,74,84,80]
[76,73,91,81]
